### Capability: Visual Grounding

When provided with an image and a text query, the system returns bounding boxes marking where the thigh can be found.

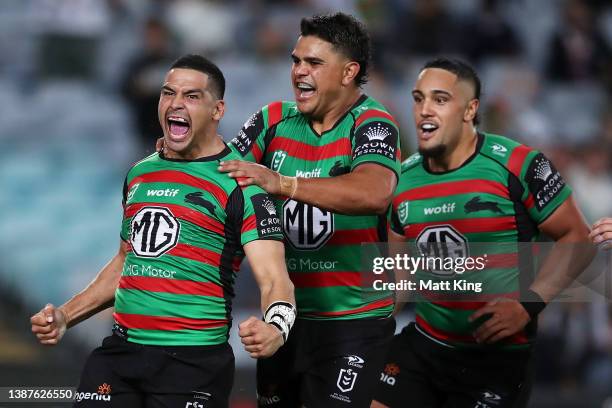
[74,335,144,407]
[442,349,533,408]
[372,325,442,408]
[144,343,235,408]
[256,332,300,408]
[302,318,396,408]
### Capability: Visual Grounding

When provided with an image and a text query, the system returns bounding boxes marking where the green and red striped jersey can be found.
[391,133,572,349]
[115,146,283,346]
[230,95,401,319]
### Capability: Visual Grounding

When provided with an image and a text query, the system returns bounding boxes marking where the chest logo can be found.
[130,206,180,258]
[398,201,409,224]
[416,225,468,276]
[282,200,334,250]
[271,150,288,171]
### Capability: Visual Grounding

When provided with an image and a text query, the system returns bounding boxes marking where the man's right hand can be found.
[30,304,68,346]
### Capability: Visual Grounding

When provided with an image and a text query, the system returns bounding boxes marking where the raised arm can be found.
[30,240,128,345]
[239,239,296,358]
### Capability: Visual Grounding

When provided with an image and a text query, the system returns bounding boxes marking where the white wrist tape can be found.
[264,301,296,343]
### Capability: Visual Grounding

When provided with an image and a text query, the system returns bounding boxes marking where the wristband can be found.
[279,174,298,199]
[520,289,546,320]
[264,301,296,343]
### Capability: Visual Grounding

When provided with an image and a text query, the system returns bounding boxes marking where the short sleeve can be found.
[351,111,401,179]
[519,151,572,224]
[229,185,284,246]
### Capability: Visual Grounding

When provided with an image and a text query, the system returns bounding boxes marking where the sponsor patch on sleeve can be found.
[230,111,265,156]
[250,193,282,238]
[525,153,566,211]
[353,121,398,161]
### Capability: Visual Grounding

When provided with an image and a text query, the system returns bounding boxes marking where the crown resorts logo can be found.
[243,113,257,129]
[364,123,392,141]
[262,199,277,216]
[534,158,553,181]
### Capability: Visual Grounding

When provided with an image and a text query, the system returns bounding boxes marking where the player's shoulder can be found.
[258,100,300,127]
[400,152,423,173]
[479,132,537,168]
[126,151,160,176]
[350,95,398,128]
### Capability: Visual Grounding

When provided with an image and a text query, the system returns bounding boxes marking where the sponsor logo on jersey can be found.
[380,363,400,386]
[364,122,392,141]
[416,225,468,276]
[481,391,502,404]
[423,202,456,215]
[490,143,508,157]
[185,402,204,408]
[526,153,565,211]
[185,192,216,213]
[295,168,321,178]
[271,150,287,171]
[251,194,282,238]
[336,368,358,393]
[398,201,409,224]
[344,355,365,368]
[329,160,350,177]
[126,183,140,204]
[232,111,264,156]
[353,121,397,161]
[130,206,180,258]
[282,200,334,250]
[146,188,180,197]
[464,196,502,214]
[74,384,112,403]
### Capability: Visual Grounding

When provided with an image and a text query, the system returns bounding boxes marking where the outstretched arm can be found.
[239,239,295,358]
[218,161,396,215]
[30,240,128,345]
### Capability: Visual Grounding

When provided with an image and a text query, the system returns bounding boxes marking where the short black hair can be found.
[300,13,371,87]
[170,54,225,99]
[422,58,482,125]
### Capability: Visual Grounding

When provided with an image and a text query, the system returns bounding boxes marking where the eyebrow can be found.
[412,89,453,97]
[161,85,204,95]
[291,53,325,64]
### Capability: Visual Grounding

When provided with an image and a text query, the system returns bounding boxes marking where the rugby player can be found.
[30,54,295,407]
[372,58,593,408]
[218,12,400,408]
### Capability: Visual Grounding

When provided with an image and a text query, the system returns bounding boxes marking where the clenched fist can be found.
[239,316,284,358]
[30,304,68,346]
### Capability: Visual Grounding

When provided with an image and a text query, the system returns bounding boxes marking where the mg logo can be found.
[282,200,334,250]
[416,225,468,276]
[130,207,180,258]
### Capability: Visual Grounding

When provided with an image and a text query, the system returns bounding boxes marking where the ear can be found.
[342,61,361,86]
[464,99,479,123]
[213,100,225,121]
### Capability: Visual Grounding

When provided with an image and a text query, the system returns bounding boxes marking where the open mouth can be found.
[419,122,439,138]
[296,82,315,99]
[167,116,190,138]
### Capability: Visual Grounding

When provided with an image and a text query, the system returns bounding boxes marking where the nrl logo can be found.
[126,183,140,204]
[271,150,287,171]
[398,201,409,224]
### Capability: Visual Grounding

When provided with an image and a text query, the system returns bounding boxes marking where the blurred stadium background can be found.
[0,0,610,406]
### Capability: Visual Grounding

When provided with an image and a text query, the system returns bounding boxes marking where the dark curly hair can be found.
[300,13,371,87]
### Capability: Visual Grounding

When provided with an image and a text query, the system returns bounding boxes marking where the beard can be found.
[418,143,447,159]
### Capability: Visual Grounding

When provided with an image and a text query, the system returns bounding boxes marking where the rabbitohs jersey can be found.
[115,146,283,346]
[230,95,401,319]
[391,133,572,349]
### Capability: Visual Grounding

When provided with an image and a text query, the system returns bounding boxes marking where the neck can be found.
[310,89,362,134]
[428,128,478,172]
[165,131,226,160]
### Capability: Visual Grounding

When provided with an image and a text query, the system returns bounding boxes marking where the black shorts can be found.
[373,323,534,408]
[257,317,395,408]
[74,334,234,407]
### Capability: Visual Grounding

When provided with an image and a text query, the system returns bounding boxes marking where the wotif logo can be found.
[295,168,321,178]
[424,202,456,215]
[147,188,180,197]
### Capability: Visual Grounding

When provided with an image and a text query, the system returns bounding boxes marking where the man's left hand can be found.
[469,298,530,344]
[239,316,284,358]
[219,160,281,194]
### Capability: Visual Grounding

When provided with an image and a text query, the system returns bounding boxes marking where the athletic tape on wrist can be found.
[264,301,296,343]
[279,175,298,199]
[520,289,546,320]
